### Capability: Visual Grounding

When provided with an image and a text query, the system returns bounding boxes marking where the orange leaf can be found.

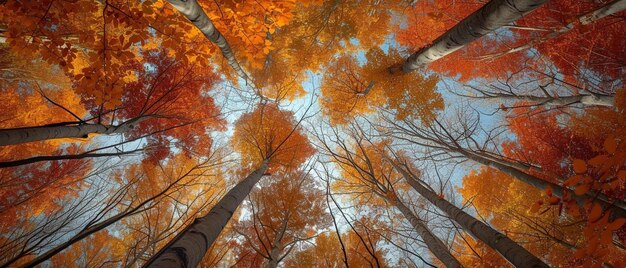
[568,204,581,217]
[573,159,587,174]
[545,186,553,196]
[588,155,608,168]
[565,175,584,186]
[548,196,560,205]
[600,230,613,246]
[588,203,603,222]
[607,218,626,231]
[575,184,590,196]
[604,137,617,154]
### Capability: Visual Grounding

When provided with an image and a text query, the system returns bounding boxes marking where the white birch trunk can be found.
[402,0,547,71]
[479,0,626,60]
[165,0,255,88]
[493,94,614,107]
[461,150,626,218]
[0,118,146,146]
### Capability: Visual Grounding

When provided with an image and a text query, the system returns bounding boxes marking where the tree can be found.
[400,0,548,71]
[1,0,624,266]
[230,169,330,267]
[477,0,626,62]
[458,166,625,267]
[145,104,314,267]
[385,151,549,267]
[314,122,462,267]
[285,225,391,267]
[377,110,626,218]
[165,0,257,89]
[0,48,224,161]
[9,150,225,267]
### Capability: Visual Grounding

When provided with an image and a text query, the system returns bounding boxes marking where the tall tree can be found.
[11,151,225,267]
[378,110,626,218]
[145,104,314,267]
[314,122,462,267]
[385,152,549,267]
[401,0,548,71]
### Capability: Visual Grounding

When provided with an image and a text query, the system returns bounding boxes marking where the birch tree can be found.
[401,0,548,71]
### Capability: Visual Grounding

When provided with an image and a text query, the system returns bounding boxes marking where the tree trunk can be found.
[402,0,547,71]
[388,158,549,268]
[267,243,281,268]
[392,196,463,268]
[479,0,626,60]
[266,213,288,268]
[166,0,255,88]
[461,150,626,219]
[0,149,142,168]
[0,117,147,146]
[144,160,269,268]
[490,94,615,107]
[11,162,196,268]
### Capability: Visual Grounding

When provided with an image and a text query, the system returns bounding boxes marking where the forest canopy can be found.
[0,0,625,267]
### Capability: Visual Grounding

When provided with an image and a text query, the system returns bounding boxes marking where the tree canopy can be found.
[1,0,624,267]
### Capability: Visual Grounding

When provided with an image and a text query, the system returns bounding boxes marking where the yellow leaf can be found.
[530,201,542,213]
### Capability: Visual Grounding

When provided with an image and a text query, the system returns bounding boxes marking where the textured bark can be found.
[479,0,626,60]
[144,160,269,268]
[483,94,615,107]
[0,117,146,146]
[388,158,549,268]
[402,0,547,71]
[166,0,255,88]
[462,150,626,219]
[393,198,463,268]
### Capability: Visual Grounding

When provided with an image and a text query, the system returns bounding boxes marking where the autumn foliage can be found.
[1,0,624,266]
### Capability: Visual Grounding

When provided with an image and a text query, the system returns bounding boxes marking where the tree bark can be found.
[402,0,547,71]
[144,160,269,268]
[0,117,147,146]
[388,158,549,268]
[166,0,255,88]
[478,0,626,60]
[267,242,281,268]
[0,149,142,168]
[462,149,626,217]
[266,213,288,268]
[392,197,463,268]
[480,93,615,107]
